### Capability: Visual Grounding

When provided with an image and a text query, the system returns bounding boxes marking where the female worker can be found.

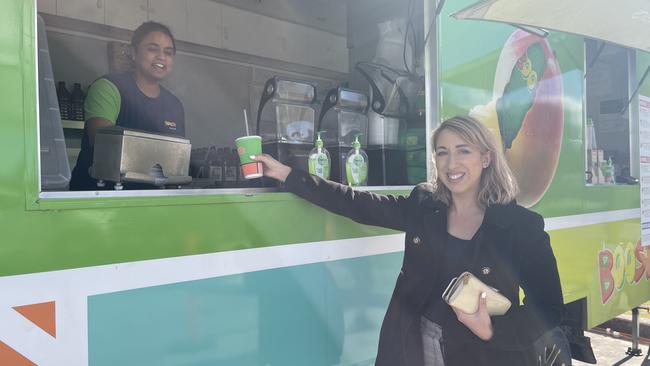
[253,115,564,366]
[70,21,185,190]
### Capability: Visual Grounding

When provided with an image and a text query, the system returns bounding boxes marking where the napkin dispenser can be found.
[91,127,192,188]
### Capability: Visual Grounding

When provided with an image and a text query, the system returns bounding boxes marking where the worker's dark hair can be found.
[131,21,176,54]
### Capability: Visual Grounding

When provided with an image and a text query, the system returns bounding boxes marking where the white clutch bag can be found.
[442,271,512,316]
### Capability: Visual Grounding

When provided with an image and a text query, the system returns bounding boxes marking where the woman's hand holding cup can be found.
[252,154,292,183]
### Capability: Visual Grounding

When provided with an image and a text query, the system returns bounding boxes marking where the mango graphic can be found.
[471,30,564,207]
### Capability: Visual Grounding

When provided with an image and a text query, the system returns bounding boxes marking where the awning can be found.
[451,0,650,53]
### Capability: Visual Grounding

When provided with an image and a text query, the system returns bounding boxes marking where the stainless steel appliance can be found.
[91,127,192,189]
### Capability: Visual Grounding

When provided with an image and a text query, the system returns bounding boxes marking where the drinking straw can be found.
[243,109,250,136]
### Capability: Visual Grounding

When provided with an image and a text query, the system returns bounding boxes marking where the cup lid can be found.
[235,135,262,142]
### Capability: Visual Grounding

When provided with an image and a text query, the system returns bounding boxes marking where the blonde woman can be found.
[254,115,564,366]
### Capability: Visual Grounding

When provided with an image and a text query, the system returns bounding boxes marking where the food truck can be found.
[0,0,648,364]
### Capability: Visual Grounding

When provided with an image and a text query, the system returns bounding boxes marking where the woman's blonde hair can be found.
[431,115,518,207]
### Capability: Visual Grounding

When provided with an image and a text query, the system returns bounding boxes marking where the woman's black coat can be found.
[285,169,565,366]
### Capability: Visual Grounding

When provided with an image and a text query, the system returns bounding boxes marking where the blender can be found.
[317,87,369,184]
[355,61,423,185]
[256,77,317,180]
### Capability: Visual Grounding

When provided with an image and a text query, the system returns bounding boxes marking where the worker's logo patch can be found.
[164,120,177,130]
[481,267,491,275]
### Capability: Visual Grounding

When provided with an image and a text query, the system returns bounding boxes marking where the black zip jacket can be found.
[284,169,565,366]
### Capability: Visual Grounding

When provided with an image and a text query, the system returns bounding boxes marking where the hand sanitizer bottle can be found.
[602,157,615,184]
[308,131,331,179]
[345,134,368,186]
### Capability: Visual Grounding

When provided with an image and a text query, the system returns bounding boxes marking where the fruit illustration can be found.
[471,30,564,207]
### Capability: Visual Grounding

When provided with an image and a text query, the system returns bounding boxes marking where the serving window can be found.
[584,39,638,185]
[36,0,431,198]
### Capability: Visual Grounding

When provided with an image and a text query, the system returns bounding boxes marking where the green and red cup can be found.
[235,135,263,179]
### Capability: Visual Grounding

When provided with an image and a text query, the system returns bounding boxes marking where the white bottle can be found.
[586,117,597,150]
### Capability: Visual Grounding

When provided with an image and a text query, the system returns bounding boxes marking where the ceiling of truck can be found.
[213,0,348,36]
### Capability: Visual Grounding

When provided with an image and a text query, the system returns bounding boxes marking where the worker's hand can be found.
[451,292,494,341]
[252,154,292,183]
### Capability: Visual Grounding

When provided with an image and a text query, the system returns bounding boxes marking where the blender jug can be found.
[355,62,423,185]
[318,88,369,184]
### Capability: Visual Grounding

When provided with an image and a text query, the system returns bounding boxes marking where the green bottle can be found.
[308,131,331,179]
[602,157,615,184]
[345,135,368,186]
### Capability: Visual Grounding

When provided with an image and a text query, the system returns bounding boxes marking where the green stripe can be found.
[3,196,399,276]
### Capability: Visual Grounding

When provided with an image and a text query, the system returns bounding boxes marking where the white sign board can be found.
[639,94,650,246]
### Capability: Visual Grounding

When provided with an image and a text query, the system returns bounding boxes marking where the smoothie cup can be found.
[235,135,263,179]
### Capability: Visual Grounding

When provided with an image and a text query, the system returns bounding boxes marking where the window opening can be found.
[37,0,429,196]
[585,40,636,185]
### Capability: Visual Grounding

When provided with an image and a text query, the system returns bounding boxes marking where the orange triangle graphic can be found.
[0,341,37,366]
[13,301,56,338]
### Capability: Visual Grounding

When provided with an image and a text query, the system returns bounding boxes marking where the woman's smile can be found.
[446,172,465,183]
[435,129,488,198]
[134,31,175,82]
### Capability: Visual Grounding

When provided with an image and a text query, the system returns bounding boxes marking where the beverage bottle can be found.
[190,148,204,178]
[308,131,331,179]
[198,147,209,178]
[231,148,242,187]
[586,118,599,184]
[602,157,615,184]
[56,81,71,120]
[225,147,238,186]
[345,134,368,186]
[586,118,597,151]
[218,147,228,187]
[208,146,223,185]
[70,83,85,121]
[415,87,426,123]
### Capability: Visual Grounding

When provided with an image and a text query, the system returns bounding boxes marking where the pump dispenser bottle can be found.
[345,135,368,186]
[308,131,331,179]
[603,157,615,184]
